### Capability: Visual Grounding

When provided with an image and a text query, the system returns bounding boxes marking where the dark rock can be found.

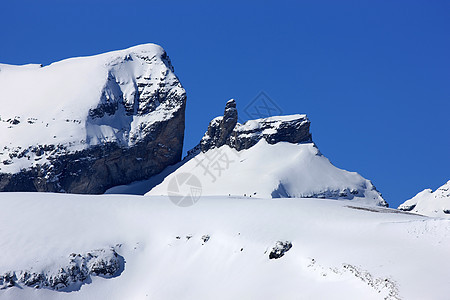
[398,204,416,212]
[200,99,238,151]
[0,272,16,289]
[190,99,312,155]
[1,247,123,292]
[268,241,292,259]
[201,235,210,244]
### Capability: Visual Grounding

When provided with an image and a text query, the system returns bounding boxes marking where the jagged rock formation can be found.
[188,99,312,155]
[0,247,122,291]
[398,180,450,218]
[0,44,186,193]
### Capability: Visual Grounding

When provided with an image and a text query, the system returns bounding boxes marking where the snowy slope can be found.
[0,43,185,174]
[398,180,450,218]
[0,193,449,299]
[146,140,387,206]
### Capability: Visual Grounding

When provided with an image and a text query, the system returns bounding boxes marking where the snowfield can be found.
[0,193,449,300]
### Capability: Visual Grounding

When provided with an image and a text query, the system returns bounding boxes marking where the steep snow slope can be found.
[398,180,450,218]
[0,193,449,299]
[146,140,387,206]
[0,44,186,193]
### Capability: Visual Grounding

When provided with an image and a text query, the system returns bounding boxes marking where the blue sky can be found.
[1,0,449,207]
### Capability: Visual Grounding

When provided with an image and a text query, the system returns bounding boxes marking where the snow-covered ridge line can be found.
[398,180,450,218]
[47,44,167,67]
[0,44,164,69]
[0,63,43,71]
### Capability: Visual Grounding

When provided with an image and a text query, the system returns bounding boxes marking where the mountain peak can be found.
[191,99,312,154]
[156,99,386,207]
[0,44,186,193]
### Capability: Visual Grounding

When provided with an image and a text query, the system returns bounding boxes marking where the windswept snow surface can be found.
[146,140,387,206]
[0,193,449,299]
[398,180,450,218]
[235,114,308,133]
[0,44,184,174]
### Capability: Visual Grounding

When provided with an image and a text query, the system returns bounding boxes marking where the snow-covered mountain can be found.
[398,180,450,218]
[1,193,449,300]
[144,100,387,207]
[1,46,450,300]
[0,44,186,193]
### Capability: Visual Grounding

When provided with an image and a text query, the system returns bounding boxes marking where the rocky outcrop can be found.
[200,99,238,151]
[189,99,312,155]
[268,241,293,259]
[0,247,123,291]
[0,44,186,193]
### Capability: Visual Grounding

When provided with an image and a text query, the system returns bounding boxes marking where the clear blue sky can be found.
[1,0,449,207]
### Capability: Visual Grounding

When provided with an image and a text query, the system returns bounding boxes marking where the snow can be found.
[235,114,308,132]
[398,180,450,218]
[1,42,448,299]
[146,140,387,206]
[105,159,186,195]
[0,43,184,174]
[0,192,449,299]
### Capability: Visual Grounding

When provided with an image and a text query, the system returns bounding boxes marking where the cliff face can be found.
[0,44,186,193]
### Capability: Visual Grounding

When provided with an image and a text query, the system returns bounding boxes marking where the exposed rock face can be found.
[0,44,186,193]
[0,247,122,291]
[200,99,238,151]
[189,99,312,155]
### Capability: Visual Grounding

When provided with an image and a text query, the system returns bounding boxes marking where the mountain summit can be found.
[0,44,186,193]
[148,100,387,207]
[188,99,312,154]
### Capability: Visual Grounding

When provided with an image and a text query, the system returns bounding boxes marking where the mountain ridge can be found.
[147,99,387,207]
[0,44,186,193]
